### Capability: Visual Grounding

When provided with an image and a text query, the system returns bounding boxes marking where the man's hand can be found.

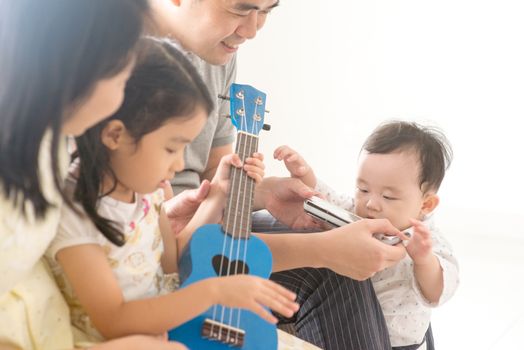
[254,176,320,230]
[163,180,211,235]
[319,219,407,280]
[257,218,407,278]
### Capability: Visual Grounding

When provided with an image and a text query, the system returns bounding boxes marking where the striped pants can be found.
[271,268,391,350]
[253,210,434,350]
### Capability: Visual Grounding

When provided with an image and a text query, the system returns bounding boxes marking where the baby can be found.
[275,120,459,350]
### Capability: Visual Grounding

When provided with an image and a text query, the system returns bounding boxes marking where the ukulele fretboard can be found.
[223,131,258,239]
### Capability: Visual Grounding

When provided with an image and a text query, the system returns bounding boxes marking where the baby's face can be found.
[354,150,428,230]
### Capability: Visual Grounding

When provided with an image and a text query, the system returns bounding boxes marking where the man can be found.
[150,1,407,349]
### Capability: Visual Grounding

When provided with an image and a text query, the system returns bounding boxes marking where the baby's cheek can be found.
[353,202,366,217]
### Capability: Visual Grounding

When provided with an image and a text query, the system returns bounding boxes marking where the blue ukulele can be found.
[168,84,276,350]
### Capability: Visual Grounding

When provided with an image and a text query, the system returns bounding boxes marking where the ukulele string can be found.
[219,90,248,337]
[228,92,253,339]
[228,132,249,339]
[234,96,260,335]
[211,89,243,338]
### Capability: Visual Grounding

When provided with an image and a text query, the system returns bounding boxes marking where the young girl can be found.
[45,37,298,342]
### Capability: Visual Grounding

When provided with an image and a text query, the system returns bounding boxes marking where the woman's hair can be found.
[361,120,453,192]
[74,37,214,246]
[0,0,149,218]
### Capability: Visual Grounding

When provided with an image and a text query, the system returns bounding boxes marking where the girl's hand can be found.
[212,152,265,194]
[163,180,211,235]
[159,179,175,200]
[274,145,316,188]
[210,275,299,324]
[405,219,434,265]
[182,153,265,228]
[243,152,265,184]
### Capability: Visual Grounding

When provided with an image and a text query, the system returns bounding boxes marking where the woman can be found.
[0,1,185,349]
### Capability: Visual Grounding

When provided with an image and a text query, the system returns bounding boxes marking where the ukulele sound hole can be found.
[212,255,250,276]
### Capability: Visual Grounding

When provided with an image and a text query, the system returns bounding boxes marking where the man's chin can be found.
[200,51,235,66]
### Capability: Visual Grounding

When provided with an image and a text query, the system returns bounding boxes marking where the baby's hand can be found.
[274,145,316,188]
[405,219,434,265]
[211,275,299,324]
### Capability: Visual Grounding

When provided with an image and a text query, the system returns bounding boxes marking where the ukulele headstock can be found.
[229,83,267,137]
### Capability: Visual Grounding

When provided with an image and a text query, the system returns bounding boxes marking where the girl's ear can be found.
[100,120,126,150]
[421,192,440,216]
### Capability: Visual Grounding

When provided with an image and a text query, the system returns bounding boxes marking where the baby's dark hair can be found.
[361,121,453,193]
[74,37,214,246]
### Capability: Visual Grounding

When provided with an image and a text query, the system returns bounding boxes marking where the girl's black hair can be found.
[0,0,149,218]
[74,37,214,246]
[362,121,453,192]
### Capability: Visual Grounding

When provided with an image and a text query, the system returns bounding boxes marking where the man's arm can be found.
[255,219,407,280]
[201,143,234,182]
[253,176,319,230]
[166,174,406,279]
[200,56,236,183]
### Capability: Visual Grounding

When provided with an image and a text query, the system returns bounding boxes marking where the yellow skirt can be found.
[0,260,73,350]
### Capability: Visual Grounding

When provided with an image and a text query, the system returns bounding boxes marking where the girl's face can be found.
[62,61,135,136]
[107,108,208,200]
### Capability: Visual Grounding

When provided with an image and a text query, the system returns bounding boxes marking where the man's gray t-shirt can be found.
[171,52,237,194]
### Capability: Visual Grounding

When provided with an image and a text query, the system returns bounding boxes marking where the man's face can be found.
[176,0,279,65]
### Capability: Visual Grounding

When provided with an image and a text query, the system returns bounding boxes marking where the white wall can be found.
[237,2,524,347]
[237,0,524,240]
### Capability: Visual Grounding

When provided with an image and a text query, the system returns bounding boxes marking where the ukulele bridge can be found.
[201,318,246,348]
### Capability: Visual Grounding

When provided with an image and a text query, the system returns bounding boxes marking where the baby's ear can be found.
[421,192,440,215]
[100,120,126,150]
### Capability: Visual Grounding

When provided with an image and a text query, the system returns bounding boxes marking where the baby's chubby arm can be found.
[406,219,444,304]
[274,145,317,189]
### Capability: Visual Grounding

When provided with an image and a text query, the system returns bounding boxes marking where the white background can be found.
[237,1,524,348]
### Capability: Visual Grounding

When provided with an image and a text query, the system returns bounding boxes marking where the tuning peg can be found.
[221,115,271,132]
[218,94,270,114]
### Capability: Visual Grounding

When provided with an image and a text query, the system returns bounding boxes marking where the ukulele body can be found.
[168,223,277,350]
